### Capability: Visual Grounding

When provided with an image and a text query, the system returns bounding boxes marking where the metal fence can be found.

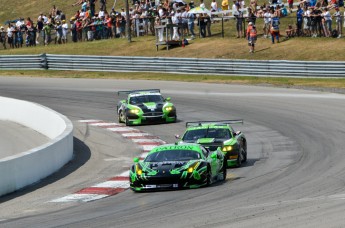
[1,54,345,77]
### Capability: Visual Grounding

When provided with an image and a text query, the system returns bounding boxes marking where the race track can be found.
[1,77,345,228]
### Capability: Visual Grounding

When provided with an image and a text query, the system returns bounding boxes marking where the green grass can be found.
[1,70,345,90]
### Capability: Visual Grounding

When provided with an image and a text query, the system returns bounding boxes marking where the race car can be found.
[116,89,177,126]
[176,120,247,168]
[129,143,227,192]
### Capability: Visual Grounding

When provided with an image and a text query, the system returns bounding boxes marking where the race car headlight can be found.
[222,146,233,152]
[136,164,143,175]
[187,162,200,173]
[164,106,173,112]
[130,108,140,114]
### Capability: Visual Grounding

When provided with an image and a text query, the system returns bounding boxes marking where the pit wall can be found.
[0,96,73,197]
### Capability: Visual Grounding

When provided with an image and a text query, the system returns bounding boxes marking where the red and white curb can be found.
[50,120,166,203]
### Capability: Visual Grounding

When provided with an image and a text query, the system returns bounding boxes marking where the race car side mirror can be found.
[133,157,140,163]
[235,131,241,136]
[175,134,180,139]
[165,97,171,101]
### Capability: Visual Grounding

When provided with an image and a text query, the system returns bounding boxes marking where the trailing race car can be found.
[129,143,227,191]
[116,89,177,126]
[176,120,247,168]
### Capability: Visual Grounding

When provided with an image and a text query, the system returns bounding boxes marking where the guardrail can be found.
[1,54,345,77]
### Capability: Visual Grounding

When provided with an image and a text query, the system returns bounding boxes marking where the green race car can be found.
[129,143,227,191]
[176,120,247,168]
[116,89,177,126]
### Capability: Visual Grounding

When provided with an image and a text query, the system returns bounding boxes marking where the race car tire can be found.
[206,166,212,186]
[118,110,124,123]
[236,150,243,168]
[242,149,247,163]
[220,159,227,181]
[125,116,130,126]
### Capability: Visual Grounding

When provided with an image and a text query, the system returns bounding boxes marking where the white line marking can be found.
[78,120,101,123]
[92,181,130,189]
[122,133,152,137]
[89,122,122,127]
[131,138,166,143]
[119,170,130,177]
[142,145,158,151]
[50,194,108,203]
[107,127,139,132]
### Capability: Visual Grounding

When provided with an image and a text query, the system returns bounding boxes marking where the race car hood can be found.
[136,102,164,111]
[139,160,199,175]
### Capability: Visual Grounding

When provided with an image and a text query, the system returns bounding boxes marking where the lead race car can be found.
[129,143,227,191]
[176,120,247,168]
[116,89,177,126]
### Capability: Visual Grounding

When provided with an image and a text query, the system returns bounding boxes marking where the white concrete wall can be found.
[0,96,73,197]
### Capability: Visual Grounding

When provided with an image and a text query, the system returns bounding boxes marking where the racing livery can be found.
[117,89,176,126]
[176,120,247,168]
[129,143,227,191]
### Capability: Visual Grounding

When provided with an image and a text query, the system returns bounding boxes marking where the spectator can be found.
[62,20,68,43]
[51,5,58,17]
[205,13,212,37]
[7,24,14,48]
[303,5,311,36]
[200,0,206,8]
[263,8,271,38]
[187,9,196,39]
[246,22,257,53]
[55,21,63,44]
[285,24,296,38]
[36,17,44,44]
[235,4,244,38]
[211,0,218,12]
[288,0,294,13]
[296,5,304,36]
[43,22,52,45]
[247,8,256,24]
[333,6,342,38]
[155,16,164,41]
[171,10,180,40]
[270,14,280,43]
[199,13,206,38]
[76,18,83,41]
[221,0,229,11]
[100,0,107,12]
[322,8,331,37]
[309,7,318,37]
[0,26,6,49]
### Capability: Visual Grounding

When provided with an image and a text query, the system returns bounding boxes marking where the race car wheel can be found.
[221,159,227,181]
[125,116,130,126]
[242,149,247,163]
[206,167,212,186]
[236,150,243,168]
[118,110,124,123]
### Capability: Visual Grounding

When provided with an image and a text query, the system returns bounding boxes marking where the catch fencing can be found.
[0,54,345,77]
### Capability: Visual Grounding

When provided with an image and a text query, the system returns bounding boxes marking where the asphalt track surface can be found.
[1,76,345,228]
[0,121,49,159]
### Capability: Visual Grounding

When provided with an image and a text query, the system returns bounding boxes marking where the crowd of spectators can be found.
[0,0,345,50]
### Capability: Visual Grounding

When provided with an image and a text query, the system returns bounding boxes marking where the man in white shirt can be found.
[263,8,271,38]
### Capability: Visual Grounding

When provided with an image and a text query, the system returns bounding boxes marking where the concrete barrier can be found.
[0,96,73,197]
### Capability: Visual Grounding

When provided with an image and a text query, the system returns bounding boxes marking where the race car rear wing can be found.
[117,89,161,96]
[186,119,244,127]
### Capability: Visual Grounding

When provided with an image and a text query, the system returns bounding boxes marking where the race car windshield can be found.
[129,95,164,104]
[144,150,201,162]
[183,129,231,141]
